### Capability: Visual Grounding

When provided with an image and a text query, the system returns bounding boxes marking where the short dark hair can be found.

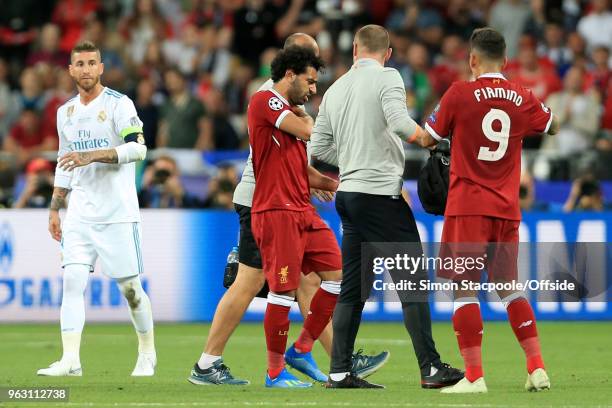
[270,46,324,83]
[355,24,390,54]
[70,40,100,61]
[470,28,506,61]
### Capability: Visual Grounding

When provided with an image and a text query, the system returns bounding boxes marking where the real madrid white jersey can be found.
[55,87,144,224]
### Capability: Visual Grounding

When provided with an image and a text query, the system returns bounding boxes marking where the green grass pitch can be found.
[1,322,611,407]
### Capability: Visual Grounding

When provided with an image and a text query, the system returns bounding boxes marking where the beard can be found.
[287,82,308,106]
[76,75,100,92]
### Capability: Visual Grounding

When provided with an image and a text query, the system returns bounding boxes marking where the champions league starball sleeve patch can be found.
[268,97,284,111]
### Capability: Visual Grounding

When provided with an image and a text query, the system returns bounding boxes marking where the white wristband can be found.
[115,142,147,164]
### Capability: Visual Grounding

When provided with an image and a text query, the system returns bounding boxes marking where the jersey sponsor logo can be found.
[278,266,289,284]
[68,130,110,151]
[97,110,107,123]
[68,138,111,151]
[268,97,284,111]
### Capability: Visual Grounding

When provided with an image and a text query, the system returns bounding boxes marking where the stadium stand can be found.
[0,0,610,209]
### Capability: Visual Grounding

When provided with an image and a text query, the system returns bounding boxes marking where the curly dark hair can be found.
[270,46,324,83]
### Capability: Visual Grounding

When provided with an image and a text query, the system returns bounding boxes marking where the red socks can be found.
[452,303,483,382]
[264,302,290,379]
[295,288,338,353]
[507,298,545,373]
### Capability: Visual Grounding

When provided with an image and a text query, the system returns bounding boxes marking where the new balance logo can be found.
[518,320,533,329]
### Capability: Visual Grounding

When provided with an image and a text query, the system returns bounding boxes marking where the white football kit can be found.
[55,87,145,278]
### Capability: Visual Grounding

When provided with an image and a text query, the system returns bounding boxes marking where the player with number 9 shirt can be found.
[415,27,560,394]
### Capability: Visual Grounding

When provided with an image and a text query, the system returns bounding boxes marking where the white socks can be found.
[198,353,222,370]
[59,268,155,366]
[60,264,90,365]
[330,372,349,381]
[116,276,155,354]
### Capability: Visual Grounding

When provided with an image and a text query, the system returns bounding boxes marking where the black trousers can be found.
[331,191,441,375]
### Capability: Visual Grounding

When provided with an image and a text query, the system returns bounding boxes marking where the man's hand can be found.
[311,188,334,202]
[49,210,62,241]
[49,187,69,241]
[291,106,308,117]
[58,152,94,171]
[58,149,119,171]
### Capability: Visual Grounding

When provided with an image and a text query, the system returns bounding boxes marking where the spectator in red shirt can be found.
[184,0,233,29]
[26,24,69,68]
[506,36,562,102]
[590,46,611,100]
[430,35,464,96]
[51,0,99,53]
[41,69,74,142]
[601,81,612,131]
[3,109,56,167]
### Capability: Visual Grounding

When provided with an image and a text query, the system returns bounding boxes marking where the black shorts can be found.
[235,203,263,269]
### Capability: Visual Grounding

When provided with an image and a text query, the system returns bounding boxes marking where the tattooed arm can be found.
[57,149,119,171]
[49,187,70,242]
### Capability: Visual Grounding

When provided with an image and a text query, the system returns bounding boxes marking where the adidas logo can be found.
[518,320,533,328]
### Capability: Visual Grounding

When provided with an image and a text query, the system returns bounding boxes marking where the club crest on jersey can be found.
[67,106,75,117]
[268,97,284,111]
[278,266,289,284]
[97,110,107,122]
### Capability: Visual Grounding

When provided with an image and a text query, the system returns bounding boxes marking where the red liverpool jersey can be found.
[248,89,310,213]
[425,73,553,220]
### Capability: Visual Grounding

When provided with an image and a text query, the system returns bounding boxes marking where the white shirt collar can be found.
[78,86,106,107]
[269,87,289,106]
[477,73,507,80]
[354,58,382,67]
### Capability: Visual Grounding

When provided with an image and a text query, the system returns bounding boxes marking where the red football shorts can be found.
[251,209,342,292]
[438,215,519,282]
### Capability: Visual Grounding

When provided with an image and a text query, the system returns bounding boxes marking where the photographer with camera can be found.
[139,155,199,208]
[563,174,608,212]
[13,158,55,208]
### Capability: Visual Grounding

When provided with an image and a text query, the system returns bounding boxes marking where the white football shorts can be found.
[61,221,144,279]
